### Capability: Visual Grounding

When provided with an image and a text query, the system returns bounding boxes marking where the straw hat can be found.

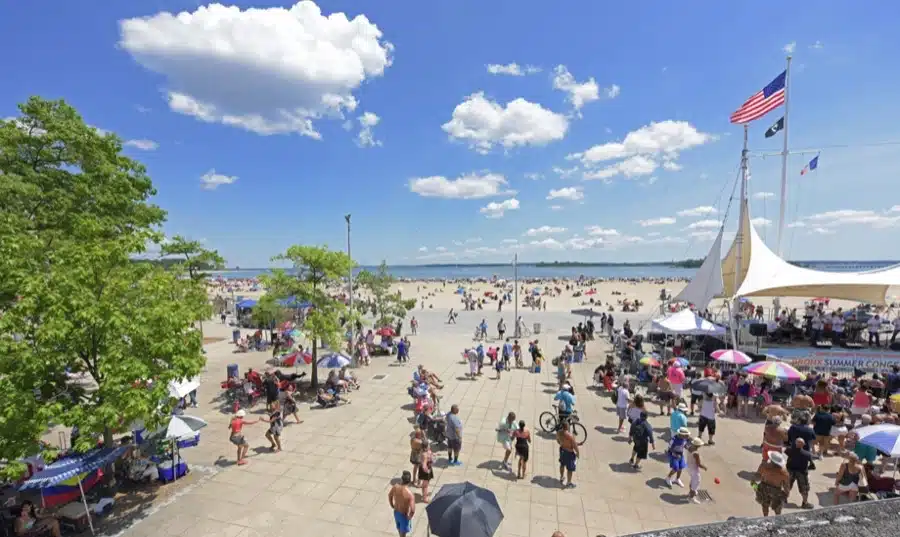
[690,437,705,447]
[768,451,787,467]
[677,427,691,436]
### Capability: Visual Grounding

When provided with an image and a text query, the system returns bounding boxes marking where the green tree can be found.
[161,235,226,338]
[356,261,414,328]
[262,245,353,387]
[252,294,290,341]
[0,97,206,477]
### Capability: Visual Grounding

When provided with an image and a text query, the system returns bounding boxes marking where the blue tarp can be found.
[19,446,129,490]
[236,299,257,309]
[277,296,311,308]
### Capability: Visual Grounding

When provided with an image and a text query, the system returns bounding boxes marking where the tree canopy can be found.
[356,261,415,328]
[261,245,354,387]
[0,97,207,477]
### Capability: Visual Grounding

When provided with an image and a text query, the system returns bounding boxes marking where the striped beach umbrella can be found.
[710,349,752,365]
[742,360,805,381]
[853,424,900,457]
[668,357,689,368]
[639,355,661,367]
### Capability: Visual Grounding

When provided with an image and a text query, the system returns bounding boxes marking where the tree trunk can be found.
[310,340,318,388]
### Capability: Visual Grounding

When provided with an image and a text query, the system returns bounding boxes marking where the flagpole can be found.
[776,55,792,256]
[731,124,750,351]
[513,253,519,338]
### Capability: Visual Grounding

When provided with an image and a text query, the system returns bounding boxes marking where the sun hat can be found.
[236,409,246,418]
[677,427,690,436]
[768,451,787,467]
[676,402,688,412]
[691,437,705,447]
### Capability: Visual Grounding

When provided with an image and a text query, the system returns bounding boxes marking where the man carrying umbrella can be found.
[388,470,415,537]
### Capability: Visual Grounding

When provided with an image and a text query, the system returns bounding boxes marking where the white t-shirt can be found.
[832,315,844,332]
[867,317,881,333]
[616,387,629,408]
[700,398,717,420]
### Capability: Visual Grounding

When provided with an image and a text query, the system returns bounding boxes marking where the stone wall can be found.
[621,498,900,537]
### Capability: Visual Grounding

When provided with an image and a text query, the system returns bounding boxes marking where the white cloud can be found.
[530,238,565,250]
[480,198,520,218]
[549,205,563,211]
[787,221,806,228]
[546,187,584,201]
[677,205,718,218]
[356,112,381,147]
[750,217,772,228]
[441,92,568,153]
[435,246,447,252]
[501,238,519,244]
[636,217,676,227]
[524,172,543,180]
[810,41,824,50]
[606,85,621,99]
[802,208,900,229]
[552,65,603,112]
[752,192,775,200]
[783,41,797,54]
[646,232,661,237]
[586,226,619,237]
[890,206,900,213]
[810,227,834,235]
[418,246,428,252]
[486,63,541,76]
[685,219,721,230]
[583,155,658,181]
[119,2,393,138]
[573,120,712,181]
[408,172,512,199]
[662,160,682,171]
[552,166,579,179]
[525,226,567,236]
[200,169,237,190]
[124,139,159,150]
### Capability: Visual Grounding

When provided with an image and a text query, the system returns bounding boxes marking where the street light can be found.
[345,214,354,354]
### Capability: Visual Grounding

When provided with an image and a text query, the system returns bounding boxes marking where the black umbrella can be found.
[426,482,503,537]
[691,378,726,395]
[570,308,600,318]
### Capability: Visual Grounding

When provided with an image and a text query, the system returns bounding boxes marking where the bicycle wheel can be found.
[539,411,558,433]
[570,422,588,445]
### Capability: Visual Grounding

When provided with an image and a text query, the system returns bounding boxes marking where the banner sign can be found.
[762,347,900,374]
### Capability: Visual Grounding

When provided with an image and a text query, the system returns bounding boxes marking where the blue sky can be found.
[3,1,899,267]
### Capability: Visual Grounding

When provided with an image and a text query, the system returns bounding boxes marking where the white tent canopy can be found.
[650,309,727,336]
[685,200,900,305]
[673,228,725,310]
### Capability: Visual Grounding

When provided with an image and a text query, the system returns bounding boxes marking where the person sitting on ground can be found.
[326,370,349,392]
[14,501,61,537]
[339,367,359,390]
[317,388,349,407]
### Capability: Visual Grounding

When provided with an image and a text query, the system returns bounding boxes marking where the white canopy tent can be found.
[673,228,725,310]
[650,309,727,336]
[682,200,900,305]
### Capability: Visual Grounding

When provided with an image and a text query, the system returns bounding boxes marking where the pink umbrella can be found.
[710,349,752,365]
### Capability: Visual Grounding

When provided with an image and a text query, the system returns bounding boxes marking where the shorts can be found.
[830,426,848,437]
[502,440,512,452]
[559,448,577,472]
[672,384,684,398]
[515,444,530,462]
[616,407,627,420]
[418,466,434,481]
[837,483,858,493]
[632,443,649,460]
[698,416,716,436]
[393,511,412,534]
[689,471,701,492]
[691,394,702,405]
[755,482,786,510]
[668,453,686,471]
[789,470,810,494]
[268,425,283,437]
[658,391,673,402]
[447,438,462,452]
[229,435,248,446]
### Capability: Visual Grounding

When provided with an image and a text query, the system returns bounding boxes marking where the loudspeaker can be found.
[646,332,666,344]
[749,323,768,337]
[814,340,833,349]
[843,341,864,349]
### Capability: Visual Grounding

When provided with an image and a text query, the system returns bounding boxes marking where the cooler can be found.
[227,363,239,379]
[232,329,241,343]
[176,433,200,449]
[157,460,188,482]
[533,322,541,334]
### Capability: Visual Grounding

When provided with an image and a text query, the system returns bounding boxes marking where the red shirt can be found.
[230,418,244,435]
[703,367,718,379]
[812,391,831,407]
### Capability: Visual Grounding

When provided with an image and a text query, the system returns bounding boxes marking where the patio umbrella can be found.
[425,482,503,537]
[165,415,208,440]
[743,361,806,381]
[279,321,294,331]
[20,446,129,535]
[317,352,352,369]
[376,326,395,337]
[167,378,200,399]
[852,424,900,457]
[668,357,689,368]
[710,349,752,365]
[690,378,726,395]
[639,356,661,367]
[585,289,597,296]
[570,308,599,317]
[280,351,312,367]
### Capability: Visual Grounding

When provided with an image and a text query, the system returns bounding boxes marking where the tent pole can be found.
[77,477,95,536]
[730,125,750,351]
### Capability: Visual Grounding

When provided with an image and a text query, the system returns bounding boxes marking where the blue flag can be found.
[801,155,820,175]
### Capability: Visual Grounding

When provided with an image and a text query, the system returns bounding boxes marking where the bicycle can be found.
[539,405,587,445]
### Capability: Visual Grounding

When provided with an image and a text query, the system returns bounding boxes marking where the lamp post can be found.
[345,214,354,354]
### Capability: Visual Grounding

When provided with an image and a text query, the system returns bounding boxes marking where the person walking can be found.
[228,409,257,466]
[628,411,655,470]
[410,316,418,335]
[615,380,630,433]
[259,400,284,452]
[445,404,463,466]
[686,438,707,503]
[754,451,790,516]
[498,318,506,341]
[785,437,814,509]
[388,471,415,537]
[665,427,691,487]
[512,420,531,479]
[496,412,517,471]
[697,392,718,445]
[418,441,434,503]
[557,422,579,488]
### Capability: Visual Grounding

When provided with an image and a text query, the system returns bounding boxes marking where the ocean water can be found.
[208,260,896,281]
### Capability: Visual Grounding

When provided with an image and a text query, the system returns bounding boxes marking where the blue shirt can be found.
[554,390,576,413]
[670,410,687,434]
[476,345,484,358]
[503,343,513,357]
[446,413,462,440]
[398,340,407,355]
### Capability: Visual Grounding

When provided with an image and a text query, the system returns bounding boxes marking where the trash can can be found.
[232,329,241,343]
[227,363,239,379]
[533,322,541,334]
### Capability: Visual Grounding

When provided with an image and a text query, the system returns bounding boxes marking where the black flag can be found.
[765,117,784,138]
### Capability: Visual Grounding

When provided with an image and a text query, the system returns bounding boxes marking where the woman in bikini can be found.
[512,420,532,479]
[418,440,434,502]
[228,409,257,465]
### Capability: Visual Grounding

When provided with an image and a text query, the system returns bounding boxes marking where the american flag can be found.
[729,71,786,124]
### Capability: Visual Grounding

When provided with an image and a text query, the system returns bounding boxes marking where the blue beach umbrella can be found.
[317,352,352,369]
[853,424,900,457]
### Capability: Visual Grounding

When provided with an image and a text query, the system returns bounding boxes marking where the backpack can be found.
[630,420,647,442]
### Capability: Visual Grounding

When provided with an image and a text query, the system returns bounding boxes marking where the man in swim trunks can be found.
[388,470,415,537]
[557,422,580,488]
